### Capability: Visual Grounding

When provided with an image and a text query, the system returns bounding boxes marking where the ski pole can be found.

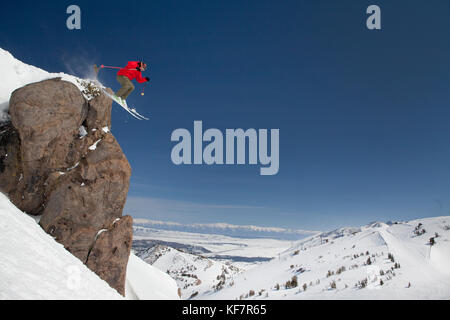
[95,64,138,72]
[141,81,150,96]
[102,65,139,70]
[100,65,120,70]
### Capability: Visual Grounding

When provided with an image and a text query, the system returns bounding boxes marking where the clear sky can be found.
[1,0,450,230]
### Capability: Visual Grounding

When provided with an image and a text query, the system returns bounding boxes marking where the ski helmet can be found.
[140,62,147,70]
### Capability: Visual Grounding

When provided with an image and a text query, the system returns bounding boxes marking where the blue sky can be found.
[1,0,450,230]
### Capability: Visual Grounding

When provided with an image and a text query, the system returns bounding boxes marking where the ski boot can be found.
[114,95,126,106]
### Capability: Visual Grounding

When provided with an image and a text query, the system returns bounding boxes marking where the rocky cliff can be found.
[0,78,132,295]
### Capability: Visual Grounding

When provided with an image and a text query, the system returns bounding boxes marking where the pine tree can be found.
[330,281,337,289]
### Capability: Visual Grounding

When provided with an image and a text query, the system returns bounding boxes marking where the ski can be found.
[101,89,149,120]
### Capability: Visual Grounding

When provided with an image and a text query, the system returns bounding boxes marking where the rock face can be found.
[8,78,88,214]
[0,78,132,295]
[86,216,133,296]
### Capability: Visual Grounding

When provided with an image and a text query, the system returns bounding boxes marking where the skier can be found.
[115,61,150,103]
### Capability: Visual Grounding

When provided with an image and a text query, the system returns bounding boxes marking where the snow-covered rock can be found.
[0,48,86,122]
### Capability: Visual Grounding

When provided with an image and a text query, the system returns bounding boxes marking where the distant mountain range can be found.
[133,218,319,240]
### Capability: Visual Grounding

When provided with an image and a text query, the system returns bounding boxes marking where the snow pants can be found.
[116,75,135,99]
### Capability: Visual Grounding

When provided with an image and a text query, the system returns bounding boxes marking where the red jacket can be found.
[117,61,149,83]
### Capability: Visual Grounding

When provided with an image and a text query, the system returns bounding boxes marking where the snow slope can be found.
[0,47,88,122]
[0,192,122,300]
[125,253,180,300]
[136,245,240,299]
[203,218,450,300]
[0,192,180,300]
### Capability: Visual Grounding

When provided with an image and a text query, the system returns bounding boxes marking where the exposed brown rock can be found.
[86,215,133,296]
[39,133,131,263]
[85,88,113,131]
[0,122,22,196]
[7,78,87,214]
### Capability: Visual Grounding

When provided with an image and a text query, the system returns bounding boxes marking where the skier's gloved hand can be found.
[145,77,150,82]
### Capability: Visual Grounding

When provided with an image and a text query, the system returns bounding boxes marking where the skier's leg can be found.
[122,81,135,100]
[116,76,134,99]
[116,75,127,98]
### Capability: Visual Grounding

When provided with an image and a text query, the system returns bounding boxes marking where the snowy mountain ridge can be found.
[133,216,450,300]
[202,216,450,300]
[134,218,319,240]
[136,244,241,299]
